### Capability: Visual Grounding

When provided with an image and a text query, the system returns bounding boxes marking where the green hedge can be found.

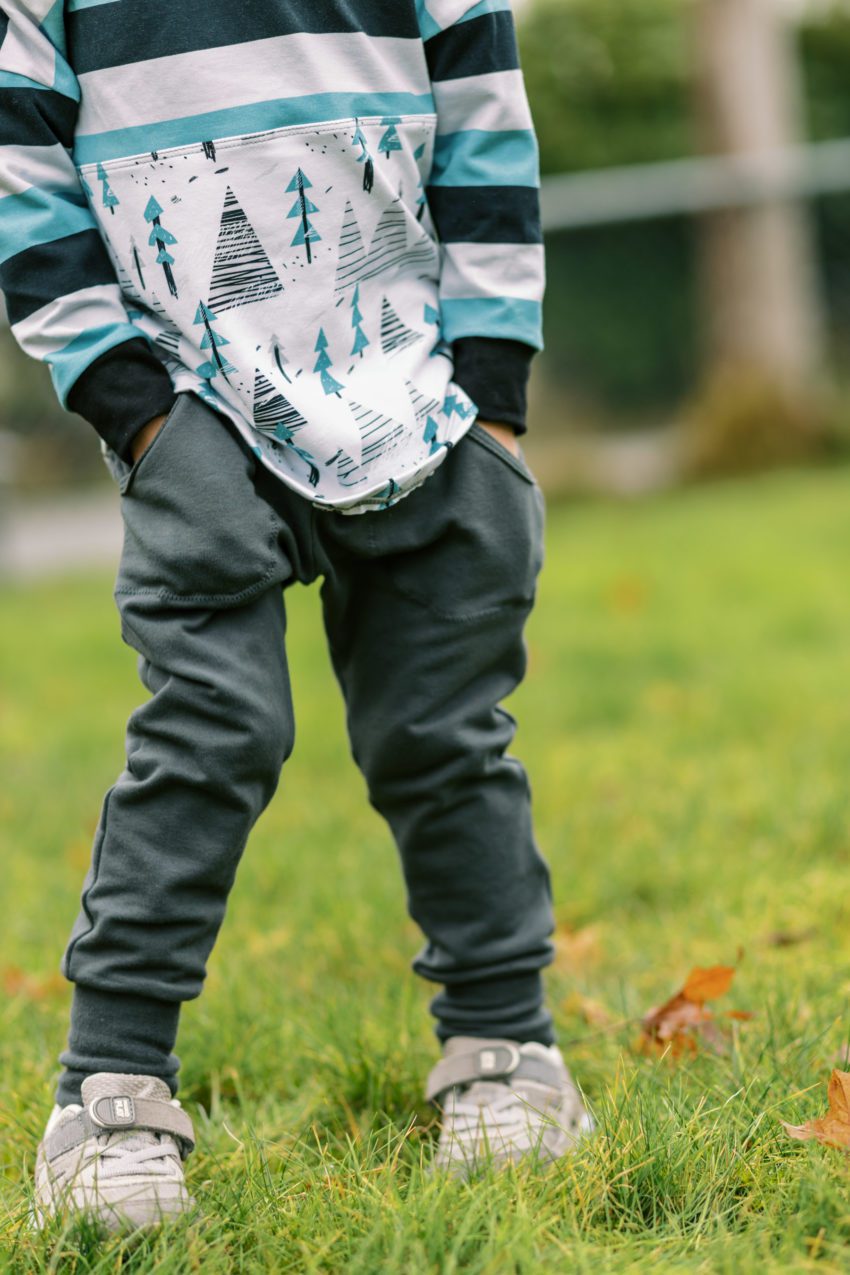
[519,0,850,418]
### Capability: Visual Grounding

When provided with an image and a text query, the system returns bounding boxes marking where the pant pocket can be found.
[114,392,282,605]
[379,424,546,620]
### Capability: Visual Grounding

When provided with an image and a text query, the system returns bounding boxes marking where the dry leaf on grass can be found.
[553,924,602,970]
[783,1071,850,1149]
[638,964,752,1056]
[2,966,66,1001]
[562,990,617,1028]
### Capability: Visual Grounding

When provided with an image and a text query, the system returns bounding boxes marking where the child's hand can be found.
[477,420,521,458]
[130,410,171,462]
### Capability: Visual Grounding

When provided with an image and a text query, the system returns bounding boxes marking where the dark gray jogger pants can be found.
[57,391,556,1103]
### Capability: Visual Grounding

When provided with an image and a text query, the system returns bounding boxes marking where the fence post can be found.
[692,0,823,393]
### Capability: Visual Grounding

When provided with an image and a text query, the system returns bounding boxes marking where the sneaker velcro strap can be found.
[44,1095,196,1162]
[425,1043,562,1105]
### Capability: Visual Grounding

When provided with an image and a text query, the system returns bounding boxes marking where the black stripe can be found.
[67,0,421,74]
[0,86,77,148]
[2,228,118,325]
[0,14,9,51]
[425,11,519,83]
[425,184,541,244]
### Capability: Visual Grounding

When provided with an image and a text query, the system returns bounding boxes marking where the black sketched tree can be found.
[352,118,375,193]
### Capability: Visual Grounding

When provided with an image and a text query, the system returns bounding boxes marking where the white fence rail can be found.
[540,138,850,231]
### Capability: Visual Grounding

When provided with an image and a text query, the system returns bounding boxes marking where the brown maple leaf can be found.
[638,964,750,1056]
[783,1071,850,1149]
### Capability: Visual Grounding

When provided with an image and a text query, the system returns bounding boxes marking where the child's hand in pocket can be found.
[130,410,171,462]
[477,420,521,457]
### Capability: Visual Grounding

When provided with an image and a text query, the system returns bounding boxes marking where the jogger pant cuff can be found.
[56,985,181,1107]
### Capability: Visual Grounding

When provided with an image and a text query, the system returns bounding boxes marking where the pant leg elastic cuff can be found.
[430,970,556,1046]
[56,985,182,1106]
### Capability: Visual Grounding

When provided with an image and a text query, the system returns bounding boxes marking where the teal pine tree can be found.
[378,117,402,159]
[286,168,321,264]
[144,196,178,298]
[413,143,426,220]
[351,118,374,193]
[407,379,443,453]
[349,284,369,359]
[96,163,119,215]
[193,300,235,383]
[313,327,344,395]
[423,414,440,453]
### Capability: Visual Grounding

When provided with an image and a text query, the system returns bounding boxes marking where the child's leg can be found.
[318,425,553,1044]
[56,394,307,1105]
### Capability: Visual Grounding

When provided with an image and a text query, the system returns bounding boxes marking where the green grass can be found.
[4,468,850,1270]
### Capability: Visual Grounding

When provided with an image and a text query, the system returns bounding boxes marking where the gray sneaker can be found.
[427,1037,595,1178]
[34,1073,196,1233]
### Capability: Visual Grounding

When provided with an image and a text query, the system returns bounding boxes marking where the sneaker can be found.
[34,1073,196,1233]
[427,1037,595,1178]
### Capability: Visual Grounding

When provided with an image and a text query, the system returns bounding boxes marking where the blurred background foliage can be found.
[5,0,850,486]
[519,0,850,433]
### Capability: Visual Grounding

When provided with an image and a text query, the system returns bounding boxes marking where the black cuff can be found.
[451,336,536,436]
[67,337,177,462]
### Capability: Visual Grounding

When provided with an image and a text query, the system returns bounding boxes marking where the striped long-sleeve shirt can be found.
[0,0,545,512]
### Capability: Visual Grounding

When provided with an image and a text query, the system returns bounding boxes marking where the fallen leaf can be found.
[2,966,66,1001]
[553,924,602,970]
[682,965,736,1003]
[562,991,616,1028]
[783,1071,850,1149]
[638,964,749,1056]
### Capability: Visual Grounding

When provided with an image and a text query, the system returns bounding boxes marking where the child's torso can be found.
[67,0,478,513]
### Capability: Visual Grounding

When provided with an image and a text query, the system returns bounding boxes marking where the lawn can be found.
[4,467,850,1271]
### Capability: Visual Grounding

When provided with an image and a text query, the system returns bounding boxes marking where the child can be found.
[0,0,593,1229]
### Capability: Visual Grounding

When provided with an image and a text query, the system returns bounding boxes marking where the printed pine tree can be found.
[349,399,405,465]
[267,334,292,382]
[193,300,235,383]
[349,284,369,359]
[313,327,344,395]
[252,369,307,442]
[144,196,178,298]
[209,186,282,311]
[441,391,472,420]
[351,118,375,193]
[130,236,146,291]
[253,370,320,486]
[380,297,423,356]
[413,143,427,220]
[334,199,368,291]
[286,168,321,264]
[407,379,443,453]
[96,163,119,215]
[378,117,402,159]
